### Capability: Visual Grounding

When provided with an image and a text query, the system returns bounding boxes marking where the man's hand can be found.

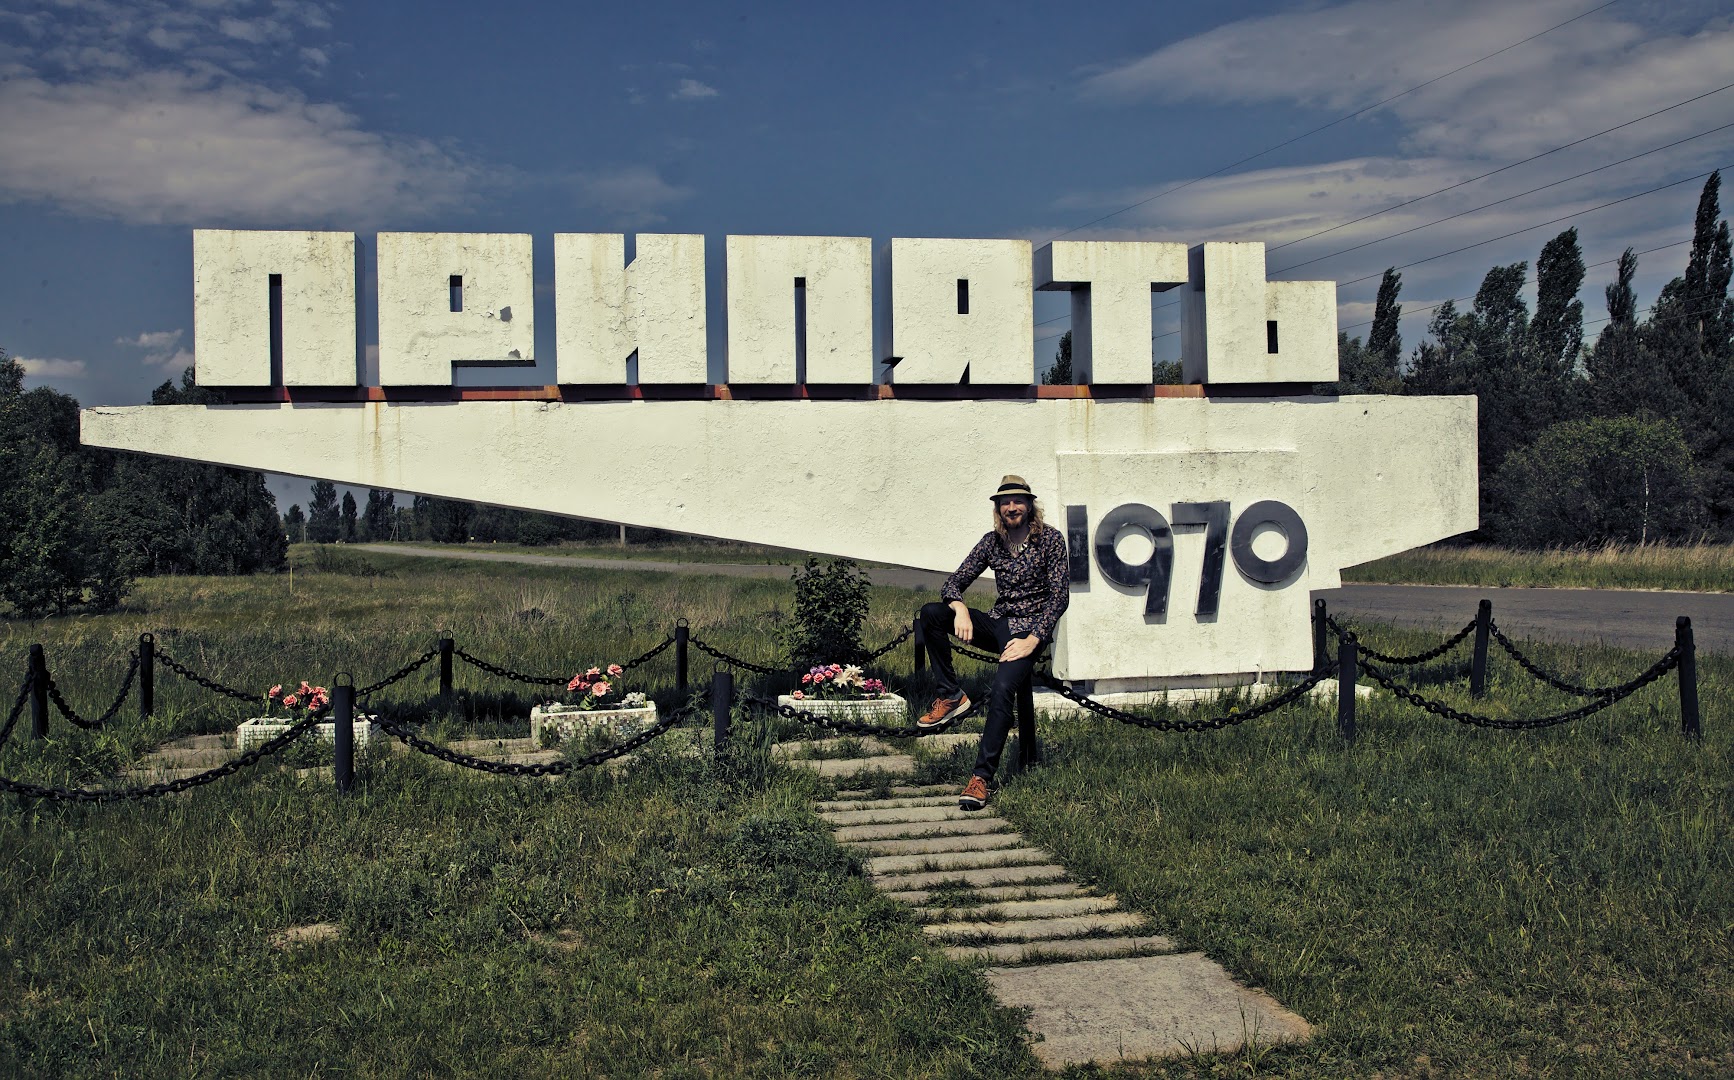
[1000,635,1040,663]
[951,602,974,643]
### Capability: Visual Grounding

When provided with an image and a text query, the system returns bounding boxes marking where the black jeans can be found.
[919,601,1044,783]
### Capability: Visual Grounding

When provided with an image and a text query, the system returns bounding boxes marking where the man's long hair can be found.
[992,497,1045,544]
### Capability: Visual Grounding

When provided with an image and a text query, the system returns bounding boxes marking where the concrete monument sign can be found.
[82,230,1477,686]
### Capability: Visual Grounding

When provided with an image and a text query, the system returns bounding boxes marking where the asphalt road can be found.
[356,545,1731,655]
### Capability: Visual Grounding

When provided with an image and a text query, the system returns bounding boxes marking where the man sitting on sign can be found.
[918,474,1070,811]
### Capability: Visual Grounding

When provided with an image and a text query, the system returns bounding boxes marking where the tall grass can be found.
[1346,539,1734,592]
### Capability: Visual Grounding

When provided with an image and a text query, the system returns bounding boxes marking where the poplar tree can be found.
[307,481,341,543]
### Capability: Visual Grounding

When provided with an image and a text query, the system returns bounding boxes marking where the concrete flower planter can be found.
[775,693,908,724]
[531,702,659,745]
[237,715,380,752]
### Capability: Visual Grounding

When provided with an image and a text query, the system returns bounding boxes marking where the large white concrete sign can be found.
[82,229,1478,686]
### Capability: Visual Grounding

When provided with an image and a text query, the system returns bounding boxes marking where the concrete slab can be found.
[870,863,1069,891]
[832,787,957,804]
[913,732,982,751]
[917,896,1119,922]
[830,817,1011,843]
[815,794,958,811]
[864,847,1052,875]
[844,832,1026,857]
[771,736,897,759]
[924,911,1148,941]
[882,881,1085,905]
[819,805,976,826]
[789,755,916,778]
[983,953,1311,1067]
[946,935,1180,965]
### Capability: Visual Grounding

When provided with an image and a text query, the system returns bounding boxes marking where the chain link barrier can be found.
[1034,668,1330,732]
[1359,649,1680,730]
[357,648,440,698]
[156,649,261,704]
[1327,616,1477,666]
[453,637,675,688]
[1488,623,1629,698]
[373,705,693,777]
[741,694,956,740]
[45,654,140,730]
[688,636,780,675]
[863,627,914,661]
[0,713,321,802]
[0,672,34,749]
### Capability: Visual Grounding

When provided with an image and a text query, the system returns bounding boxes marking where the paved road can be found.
[357,546,1731,655]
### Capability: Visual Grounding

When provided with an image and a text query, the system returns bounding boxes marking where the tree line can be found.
[280,485,625,548]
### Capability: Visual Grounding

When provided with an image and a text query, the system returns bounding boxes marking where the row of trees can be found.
[282,487,628,547]
[0,363,285,617]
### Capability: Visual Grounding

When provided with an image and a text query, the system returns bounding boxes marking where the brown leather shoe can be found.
[959,774,993,811]
[918,693,972,729]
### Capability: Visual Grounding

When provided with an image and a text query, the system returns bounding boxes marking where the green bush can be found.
[780,557,870,669]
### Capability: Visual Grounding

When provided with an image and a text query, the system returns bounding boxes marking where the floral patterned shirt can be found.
[940,524,1071,644]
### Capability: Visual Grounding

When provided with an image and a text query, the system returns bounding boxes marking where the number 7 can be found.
[1170,501,1230,617]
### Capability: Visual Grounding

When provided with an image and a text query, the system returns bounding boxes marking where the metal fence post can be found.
[912,614,927,674]
[1015,678,1040,771]
[138,632,155,721]
[332,674,355,794]
[29,644,48,740]
[1336,637,1357,742]
[1677,616,1700,741]
[1470,599,1493,697]
[711,667,733,759]
[1313,598,1328,672]
[438,635,454,696]
[675,620,689,696]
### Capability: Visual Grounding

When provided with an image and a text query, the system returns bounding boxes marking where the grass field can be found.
[1345,540,1734,593]
[1,550,1729,1077]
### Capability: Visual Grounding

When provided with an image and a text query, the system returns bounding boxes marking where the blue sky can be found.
[2,0,1731,508]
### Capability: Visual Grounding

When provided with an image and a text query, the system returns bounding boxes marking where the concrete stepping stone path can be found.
[813,750,1312,1069]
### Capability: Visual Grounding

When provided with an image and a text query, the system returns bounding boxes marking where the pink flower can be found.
[567,674,588,692]
[607,664,623,676]
[591,681,611,698]
[299,681,313,694]
[800,673,812,684]
[282,694,299,708]
[267,685,282,700]
[586,667,601,678]
[791,690,804,700]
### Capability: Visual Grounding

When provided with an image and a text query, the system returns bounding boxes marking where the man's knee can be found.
[919,601,952,626]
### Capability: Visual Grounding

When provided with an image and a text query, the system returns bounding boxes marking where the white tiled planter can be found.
[237,715,380,752]
[531,703,659,745]
[775,693,907,724]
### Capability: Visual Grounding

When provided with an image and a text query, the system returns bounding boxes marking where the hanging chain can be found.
[357,647,440,698]
[0,713,321,802]
[45,654,140,730]
[155,650,260,704]
[1327,616,1477,666]
[1488,622,1628,698]
[1033,669,1329,732]
[373,705,692,776]
[863,627,915,661]
[688,636,780,675]
[0,672,34,749]
[1358,650,1679,730]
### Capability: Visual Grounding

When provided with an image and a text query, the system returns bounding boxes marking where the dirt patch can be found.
[269,923,340,950]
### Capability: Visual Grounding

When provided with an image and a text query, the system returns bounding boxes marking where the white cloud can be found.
[572,165,693,225]
[0,69,477,225]
[17,356,88,378]
[0,0,474,225]
[116,328,194,373]
[670,78,718,101]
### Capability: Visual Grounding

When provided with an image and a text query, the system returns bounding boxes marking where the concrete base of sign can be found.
[1032,676,1368,717]
[530,703,658,745]
[237,716,380,751]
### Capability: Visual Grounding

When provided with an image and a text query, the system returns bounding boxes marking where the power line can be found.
[1047,0,1621,242]
[1269,121,1734,275]
[1267,81,1734,254]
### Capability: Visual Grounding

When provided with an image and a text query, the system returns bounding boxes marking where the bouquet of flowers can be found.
[790,663,890,702]
[564,663,646,710]
[264,680,330,718]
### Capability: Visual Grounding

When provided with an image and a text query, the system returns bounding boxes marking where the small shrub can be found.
[781,557,870,670]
